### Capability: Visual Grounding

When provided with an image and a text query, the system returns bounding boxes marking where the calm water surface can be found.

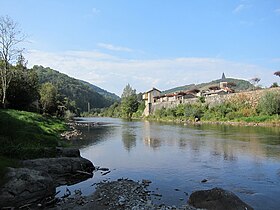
[57,117,280,210]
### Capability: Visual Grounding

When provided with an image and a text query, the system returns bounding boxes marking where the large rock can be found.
[0,167,55,208]
[188,187,253,210]
[56,147,81,157]
[22,157,95,186]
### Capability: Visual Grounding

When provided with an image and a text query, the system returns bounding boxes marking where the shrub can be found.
[257,92,280,115]
[185,103,204,120]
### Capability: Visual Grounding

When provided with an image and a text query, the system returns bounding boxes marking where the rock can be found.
[201,179,208,183]
[0,167,55,208]
[22,157,95,186]
[56,147,80,157]
[188,187,254,210]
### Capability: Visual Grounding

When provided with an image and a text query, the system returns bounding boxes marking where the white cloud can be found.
[233,4,250,14]
[25,50,273,96]
[97,43,133,52]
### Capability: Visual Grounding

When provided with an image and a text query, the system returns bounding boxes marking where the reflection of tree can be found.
[122,128,136,152]
[71,126,114,148]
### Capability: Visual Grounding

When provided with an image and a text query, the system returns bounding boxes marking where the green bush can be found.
[185,103,204,120]
[257,92,280,115]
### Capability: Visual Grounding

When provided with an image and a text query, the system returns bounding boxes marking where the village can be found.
[142,73,236,116]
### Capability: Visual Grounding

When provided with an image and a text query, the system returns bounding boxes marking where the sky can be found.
[1,0,280,96]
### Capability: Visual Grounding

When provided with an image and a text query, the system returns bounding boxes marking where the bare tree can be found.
[250,77,261,90]
[0,16,25,108]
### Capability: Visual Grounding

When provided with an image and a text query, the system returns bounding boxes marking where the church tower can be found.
[221,72,226,81]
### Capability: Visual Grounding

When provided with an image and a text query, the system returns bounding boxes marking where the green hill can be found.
[163,78,254,94]
[79,80,120,103]
[33,65,119,112]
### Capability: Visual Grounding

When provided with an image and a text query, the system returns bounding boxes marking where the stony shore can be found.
[0,148,94,209]
[52,178,253,210]
[0,121,255,209]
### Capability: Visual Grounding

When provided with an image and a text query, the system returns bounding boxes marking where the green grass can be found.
[0,109,67,160]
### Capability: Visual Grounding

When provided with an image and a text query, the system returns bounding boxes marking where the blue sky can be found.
[1,0,280,95]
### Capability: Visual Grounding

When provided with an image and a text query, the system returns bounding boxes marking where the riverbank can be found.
[0,148,94,208]
[0,109,69,181]
[52,178,253,210]
[144,116,280,127]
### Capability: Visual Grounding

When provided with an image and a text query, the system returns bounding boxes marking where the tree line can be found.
[87,84,145,119]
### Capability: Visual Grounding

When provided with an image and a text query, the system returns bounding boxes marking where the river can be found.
[57,117,280,210]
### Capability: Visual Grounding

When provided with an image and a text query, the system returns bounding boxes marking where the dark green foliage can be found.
[7,65,39,110]
[271,82,279,88]
[257,92,280,115]
[133,100,146,118]
[33,65,117,112]
[80,80,120,103]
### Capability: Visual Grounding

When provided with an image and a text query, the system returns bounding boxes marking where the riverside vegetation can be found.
[97,88,280,125]
[0,109,67,182]
[148,91,280,124]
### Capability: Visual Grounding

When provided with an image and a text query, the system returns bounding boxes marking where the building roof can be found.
[145,87,161,93]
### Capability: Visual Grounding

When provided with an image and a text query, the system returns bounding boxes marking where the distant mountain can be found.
[163,78,254,94]
[33,65,119,112]
[79,80,120,103]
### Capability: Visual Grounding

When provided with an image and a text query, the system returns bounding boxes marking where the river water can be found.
[57,117,280,209]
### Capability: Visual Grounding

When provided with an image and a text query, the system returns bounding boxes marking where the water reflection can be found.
[65,118,280,210]
[140,121,280,160]
[143,121,162,149]
[121,123,136,151]
[71,125,117,148]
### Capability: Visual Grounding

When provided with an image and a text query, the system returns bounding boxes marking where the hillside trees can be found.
[7,54,39,110]
[0,16,25,108]
[34,65,115,112]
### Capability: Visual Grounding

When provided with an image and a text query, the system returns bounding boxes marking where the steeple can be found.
[221,72,226,81]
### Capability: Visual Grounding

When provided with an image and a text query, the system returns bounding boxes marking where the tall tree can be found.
[39,82,57,114]
[121,84,139,119]
[7,54,39,110]
[0,16,25,108]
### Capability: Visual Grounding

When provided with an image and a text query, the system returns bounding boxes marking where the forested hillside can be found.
[33,65,118,112]
[163,78,254,94]
[80,80,120,104]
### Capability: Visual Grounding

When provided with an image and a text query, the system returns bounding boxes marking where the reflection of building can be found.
[142,121,161,149]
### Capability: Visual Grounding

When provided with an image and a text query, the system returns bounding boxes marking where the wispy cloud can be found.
[92,7,100,14]
[25,50,272,96]
[233,4,250,14]
[83,7,100,19]
[274,8,280,15]
[97,43,133,52]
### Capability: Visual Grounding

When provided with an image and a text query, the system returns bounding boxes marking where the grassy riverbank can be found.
[146,91,280,125]
[0,109,67,179]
